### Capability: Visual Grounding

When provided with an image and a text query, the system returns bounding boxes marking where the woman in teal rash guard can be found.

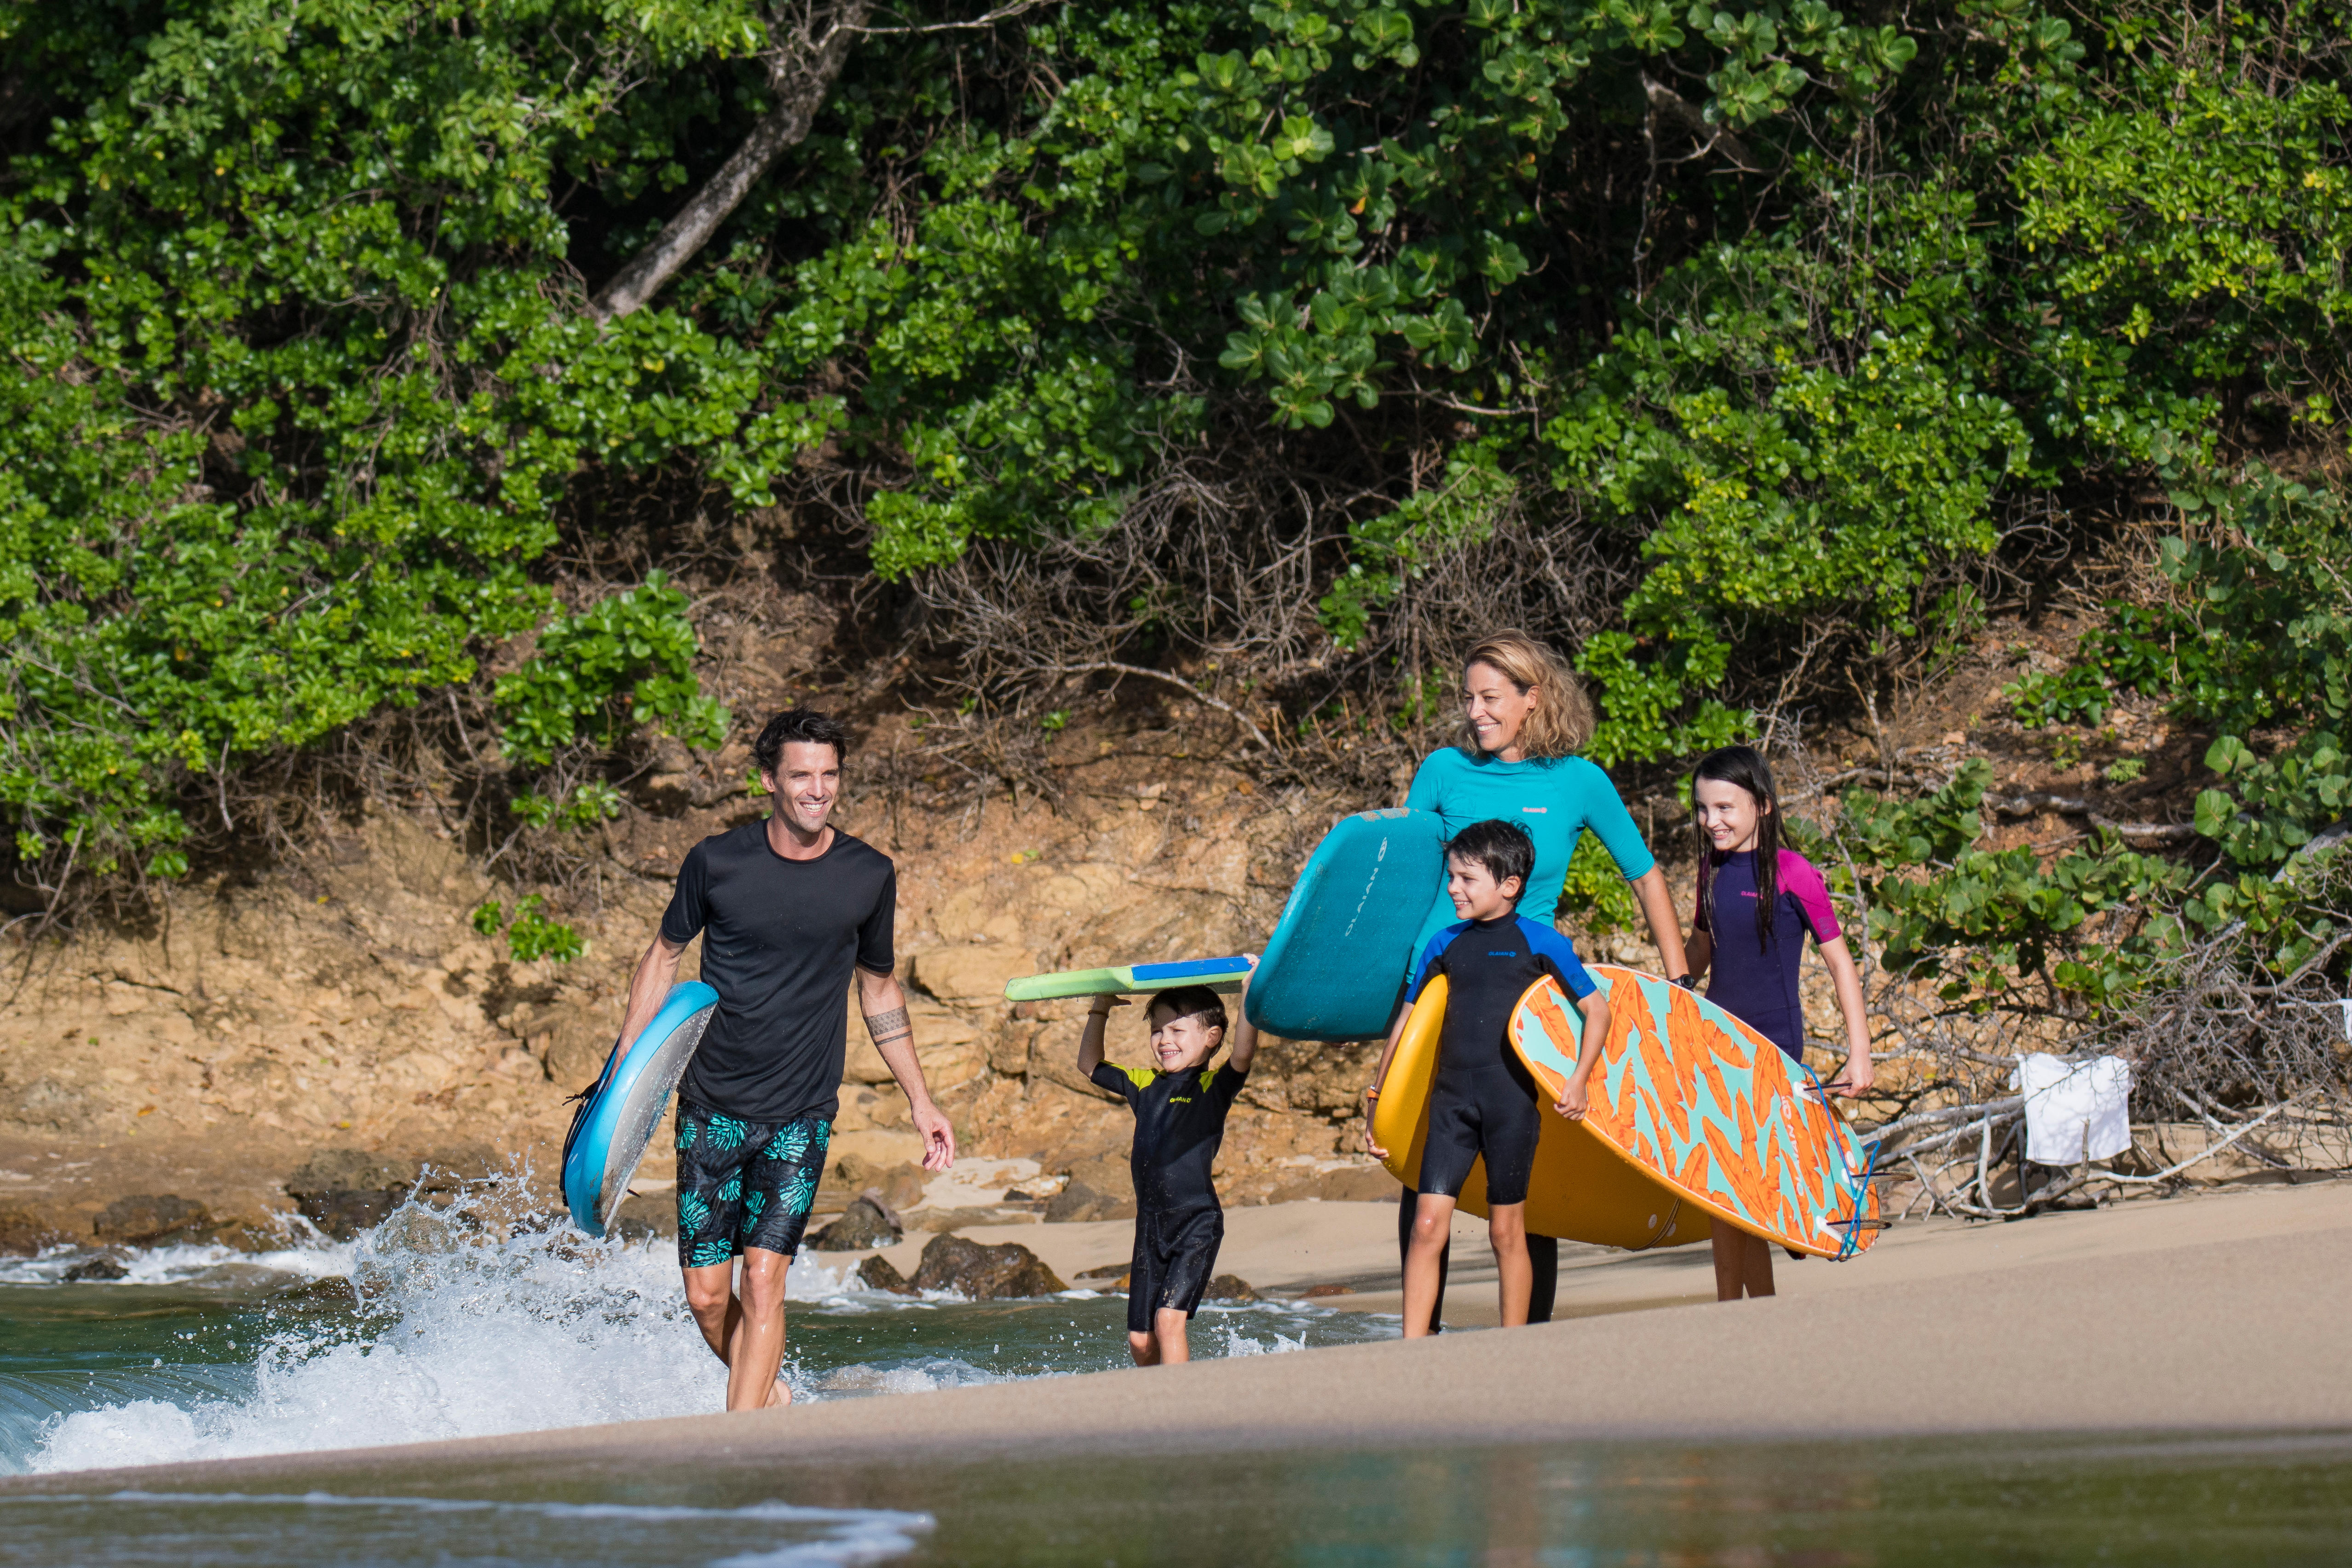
[1368,631,1692,1329]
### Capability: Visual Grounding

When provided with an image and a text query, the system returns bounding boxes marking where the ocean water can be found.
[10,1187,2350,1563]
[7,1430,2349,1565]
[0,1179,1386,1478]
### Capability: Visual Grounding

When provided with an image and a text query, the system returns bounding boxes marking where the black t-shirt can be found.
[1091,1060,1249,1215]
[660,822,896,1124]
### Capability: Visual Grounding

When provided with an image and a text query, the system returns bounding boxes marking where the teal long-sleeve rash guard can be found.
[1403,748,1657,952]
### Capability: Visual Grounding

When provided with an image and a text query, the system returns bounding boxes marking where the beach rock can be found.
[0,1205,64,1257]
[1269,1164,1399,1204]
[63,1255,129,1282]
[1044,1156,1135,1223]
[909,1234,1066,1299]
[810,1196,902,1251]
[1301,1283,1354,1298]
[284,1148,420,1240]
[93,1193,213,1245]
[827,1154,928,1216]
[909,944,1033,1004]
[204,1218,283,1253]
[1204,1274,1259,1303]
[1074,1261,1130,1280]
[856,1255,917,1294]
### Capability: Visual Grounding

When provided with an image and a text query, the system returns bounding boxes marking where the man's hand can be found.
[1553,1077,1590,1121]
[910,1097,956,1171]
[858,966,953,1167]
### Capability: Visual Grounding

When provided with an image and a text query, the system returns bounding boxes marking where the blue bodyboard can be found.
[1243,808,1448,1041]
[561,982,720,1238]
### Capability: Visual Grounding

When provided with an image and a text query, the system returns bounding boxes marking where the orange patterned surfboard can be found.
[1372,969,1880,1257]
[1512,965,1880,1258]
[1372,974,1713,1251]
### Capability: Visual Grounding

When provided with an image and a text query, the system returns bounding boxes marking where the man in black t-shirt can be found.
[612,708,955,1412]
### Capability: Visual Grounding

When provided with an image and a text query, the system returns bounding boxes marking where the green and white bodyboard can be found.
[1003,956,1254,1002]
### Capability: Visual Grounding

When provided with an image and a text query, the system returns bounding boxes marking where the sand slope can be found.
[5,1180,2348,1497]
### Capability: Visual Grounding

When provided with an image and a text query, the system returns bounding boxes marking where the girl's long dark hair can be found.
[1693,745,1781,952]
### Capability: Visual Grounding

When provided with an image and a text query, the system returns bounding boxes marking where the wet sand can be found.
[6,1178,2349,1496]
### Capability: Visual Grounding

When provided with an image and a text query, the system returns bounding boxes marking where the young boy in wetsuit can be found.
[1365,819,1612,1337]
[1078,968,1259,1366]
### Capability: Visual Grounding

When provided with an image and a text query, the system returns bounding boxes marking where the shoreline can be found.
[5,1177,2349,1497]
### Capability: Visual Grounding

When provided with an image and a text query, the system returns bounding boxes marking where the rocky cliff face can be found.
[0,753,1480,1246]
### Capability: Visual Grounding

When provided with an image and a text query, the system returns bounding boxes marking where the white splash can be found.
[29,1189,726,1473]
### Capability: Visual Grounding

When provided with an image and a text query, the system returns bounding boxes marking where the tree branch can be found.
[1063,662,1277,754]
[849,0,1055,35]
[590,0,875,321]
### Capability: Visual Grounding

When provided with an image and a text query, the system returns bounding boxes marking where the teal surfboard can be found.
[561,982,719,1238]
[1244,807,1448,1041]
[1003,956,1255,1003]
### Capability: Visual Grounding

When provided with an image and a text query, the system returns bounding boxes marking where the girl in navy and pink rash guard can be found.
[1685,744,1874,1303]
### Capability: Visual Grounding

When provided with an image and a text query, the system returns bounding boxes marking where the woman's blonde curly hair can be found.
[1457,631,1597,761]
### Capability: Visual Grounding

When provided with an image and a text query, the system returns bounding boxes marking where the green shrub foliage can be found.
[0,0,2346,1014]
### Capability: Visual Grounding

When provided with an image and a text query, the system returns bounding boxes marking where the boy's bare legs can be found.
[1402,1192,1457,1337]
[683,1247,795,1409]
[1710,1228,1776,1301]
[1487,1200,1533,1326]
[1127,1306,1191,1366]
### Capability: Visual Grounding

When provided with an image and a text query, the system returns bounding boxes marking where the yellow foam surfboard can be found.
[1373,966,1880,1257]
[1372,973,1711,1251]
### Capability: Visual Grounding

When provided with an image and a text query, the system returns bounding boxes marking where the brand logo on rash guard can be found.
[1522,806,1547,813]
[1488,950,1519,957]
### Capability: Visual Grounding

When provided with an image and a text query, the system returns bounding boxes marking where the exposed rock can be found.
[0,1206,65,1257]
[810,1196,902,1251]
[1204,1273,1259,1302]
[284,1148,421,1240]
[528,1000,618,1089]
[1044,1156,1135,1223]
[1074,1261,1130,1280]
[856,1254,917,1294]
[1268,1164,1399,1204]
[93,1194,213,1245]
[1028,1049,1125,1103]
[827,1154,928,1215]
[11,1077,97,1132]
[63,1255,129,1281]
[1301,1282,1355,1298]
[908,1233,1066,1298]
[909,944,1034,1004]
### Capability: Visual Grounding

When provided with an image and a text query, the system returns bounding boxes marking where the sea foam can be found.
[28,1182,855,1474]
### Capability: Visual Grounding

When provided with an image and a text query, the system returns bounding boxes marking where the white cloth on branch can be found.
[2012,1054,2134,1165]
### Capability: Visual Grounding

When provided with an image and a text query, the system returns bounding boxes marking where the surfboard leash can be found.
[1792,1056,1882,1261]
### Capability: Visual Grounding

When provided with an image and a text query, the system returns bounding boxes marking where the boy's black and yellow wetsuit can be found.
[1091,1058,1248,1333]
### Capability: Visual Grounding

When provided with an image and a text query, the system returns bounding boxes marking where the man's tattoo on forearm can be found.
[864,1004,912,1049]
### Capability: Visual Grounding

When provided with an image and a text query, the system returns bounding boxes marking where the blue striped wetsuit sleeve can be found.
[1560,756,1656,882]
[1406,925,1459,1002]
[1517,917,1597,999]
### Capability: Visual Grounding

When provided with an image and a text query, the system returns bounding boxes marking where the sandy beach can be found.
[5,1177,2347,1501]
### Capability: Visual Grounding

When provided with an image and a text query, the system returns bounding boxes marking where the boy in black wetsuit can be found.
[1078,969,1259,1366]
[1365,819,1612,1337]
